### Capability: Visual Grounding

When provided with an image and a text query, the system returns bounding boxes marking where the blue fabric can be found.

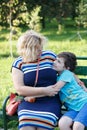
[63,103,87,126]
[12,51,61,129]
[57,70,87,111]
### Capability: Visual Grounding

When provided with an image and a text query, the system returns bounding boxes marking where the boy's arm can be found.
[24,81,66,100]
[54,80,66,90]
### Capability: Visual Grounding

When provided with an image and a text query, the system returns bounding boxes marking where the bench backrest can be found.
[75,57,87,87]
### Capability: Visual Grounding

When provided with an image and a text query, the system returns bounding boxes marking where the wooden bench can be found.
[2,57,87,130]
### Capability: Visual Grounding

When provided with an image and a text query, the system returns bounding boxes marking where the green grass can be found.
[0,19,87,106]
[0,18,87,129]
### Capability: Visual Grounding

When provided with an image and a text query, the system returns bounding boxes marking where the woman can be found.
[12,30,61,130]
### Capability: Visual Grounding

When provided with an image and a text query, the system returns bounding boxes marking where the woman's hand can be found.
[24,96,36,102]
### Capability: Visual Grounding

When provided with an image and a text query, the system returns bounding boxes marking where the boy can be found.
[53,52,87,130]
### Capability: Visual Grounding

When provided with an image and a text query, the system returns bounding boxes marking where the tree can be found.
[9,0,13,57]
[28,6,42,32]
[76,0,87,27]
[0,0,81,31]
[0,0,9,26]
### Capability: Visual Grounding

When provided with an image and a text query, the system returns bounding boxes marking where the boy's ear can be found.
[67,67,70,70]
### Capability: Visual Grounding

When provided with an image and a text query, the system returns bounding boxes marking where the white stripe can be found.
[24,66,52,74]
[18,109,58,119]
[19,111,57,121]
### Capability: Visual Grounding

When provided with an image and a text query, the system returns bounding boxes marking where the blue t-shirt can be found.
[57,70,87,111]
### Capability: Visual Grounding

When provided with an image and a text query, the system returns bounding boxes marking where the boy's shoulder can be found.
[62,70,73,76]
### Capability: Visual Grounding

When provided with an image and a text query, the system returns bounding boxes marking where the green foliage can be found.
[0,0,81,28]
[76,0,87,27]
[28,6,42,32]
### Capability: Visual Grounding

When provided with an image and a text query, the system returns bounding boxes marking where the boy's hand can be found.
[24,97,36,102]
[78,80,87,92]
[78,80,85,87]
[43,85,59,96]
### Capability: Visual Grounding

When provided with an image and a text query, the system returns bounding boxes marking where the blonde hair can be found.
[17,30,47,62]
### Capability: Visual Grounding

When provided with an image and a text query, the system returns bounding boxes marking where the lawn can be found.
[0,19,87,107]
[0,18,87,129]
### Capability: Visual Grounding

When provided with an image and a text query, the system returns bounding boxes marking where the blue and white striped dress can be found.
[12,51,61,130]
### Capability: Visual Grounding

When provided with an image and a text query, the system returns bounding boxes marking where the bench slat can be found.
[77,57,87,60]
[75,66,87,75]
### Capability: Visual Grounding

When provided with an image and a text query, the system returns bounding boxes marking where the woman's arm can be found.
[12,67,58,97]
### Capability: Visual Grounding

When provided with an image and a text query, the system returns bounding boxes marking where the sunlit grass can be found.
[0,39,87,107]
[0,24,87,107]
[46,40,87,56]
[0,57,15,106]
[0,19,87,129]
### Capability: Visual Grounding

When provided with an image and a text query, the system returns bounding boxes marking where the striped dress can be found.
[12,51,61,130]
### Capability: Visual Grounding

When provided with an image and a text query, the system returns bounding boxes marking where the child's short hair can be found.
[58,52,77,72]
